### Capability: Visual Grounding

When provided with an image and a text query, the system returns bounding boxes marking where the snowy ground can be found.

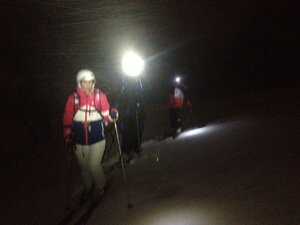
[1,86,299,225]
[88,119,299,225]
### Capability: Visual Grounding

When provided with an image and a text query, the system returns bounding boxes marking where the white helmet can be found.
[76,69,95,85]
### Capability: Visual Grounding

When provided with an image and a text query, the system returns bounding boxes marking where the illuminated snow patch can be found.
[179,127,208,138]
[141,205,208,225]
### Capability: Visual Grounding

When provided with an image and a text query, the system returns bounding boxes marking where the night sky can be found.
[2,0,299,138]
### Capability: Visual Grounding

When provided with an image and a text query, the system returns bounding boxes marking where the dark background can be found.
[1,0,299,151]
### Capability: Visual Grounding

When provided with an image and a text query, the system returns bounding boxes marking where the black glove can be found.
[109,108,119,120]
[64,133,73,147]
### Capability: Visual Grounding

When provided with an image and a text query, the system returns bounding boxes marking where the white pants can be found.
[75,140,106,191]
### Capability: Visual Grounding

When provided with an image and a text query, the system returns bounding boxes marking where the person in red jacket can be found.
[168,76,190,138]
[63,69,118,203]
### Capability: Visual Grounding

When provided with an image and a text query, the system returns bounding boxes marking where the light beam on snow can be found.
[141,204,208,225]
[179,127,209,138]
[122,51,144,77]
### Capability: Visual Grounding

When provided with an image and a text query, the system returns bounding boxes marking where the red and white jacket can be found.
[169,87,184,109]
[63,86,114,145]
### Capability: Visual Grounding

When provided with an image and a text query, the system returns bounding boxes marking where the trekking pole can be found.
[113,120,133,208]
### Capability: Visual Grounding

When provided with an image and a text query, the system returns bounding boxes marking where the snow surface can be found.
[1,86,299,225]
[87,118,299,225]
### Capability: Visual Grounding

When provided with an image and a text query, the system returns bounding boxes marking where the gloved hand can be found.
[109,108,119,120]
[64,133,73,147]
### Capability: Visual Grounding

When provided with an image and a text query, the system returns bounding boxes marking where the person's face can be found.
[81,80,94,96]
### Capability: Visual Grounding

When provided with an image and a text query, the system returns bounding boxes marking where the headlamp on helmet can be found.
[175,76,181,84]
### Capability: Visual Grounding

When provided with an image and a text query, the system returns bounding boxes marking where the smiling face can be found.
[80,80,94,96]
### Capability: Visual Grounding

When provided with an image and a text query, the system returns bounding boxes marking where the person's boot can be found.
[129,158,135,165]
[172,127,182,138]
[126,152,134,164]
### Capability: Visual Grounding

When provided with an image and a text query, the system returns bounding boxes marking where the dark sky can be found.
[2,0,300,111]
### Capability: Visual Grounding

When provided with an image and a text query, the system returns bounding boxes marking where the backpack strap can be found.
[73,92,79,113]
[73,89,101,114]
[94,89,101,112]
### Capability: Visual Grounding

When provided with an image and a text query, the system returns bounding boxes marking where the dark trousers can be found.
[121,116,144,157]
[169,107,182,129]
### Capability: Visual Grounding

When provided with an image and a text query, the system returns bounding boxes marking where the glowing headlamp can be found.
[175,76,181,83]
[121,51,144,77]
